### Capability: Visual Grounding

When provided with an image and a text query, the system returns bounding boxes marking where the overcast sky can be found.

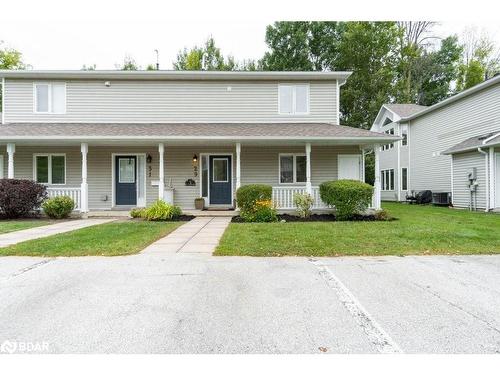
[1,1,499,70]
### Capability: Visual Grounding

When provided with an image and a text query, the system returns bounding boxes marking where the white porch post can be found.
[489,147,495,209]
[374,144,381,210]
[305,142,312,195]
[6,143,15,179]
[236,142,241,191]
[158,143,165,200]
[80,143,89,213]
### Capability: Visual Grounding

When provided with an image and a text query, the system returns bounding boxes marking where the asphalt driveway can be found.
[1,254,500,354]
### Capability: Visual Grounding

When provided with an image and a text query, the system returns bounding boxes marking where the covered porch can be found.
[0,122,398,213]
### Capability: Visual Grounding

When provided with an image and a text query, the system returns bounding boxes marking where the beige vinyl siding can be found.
[4,79,338,124]
[409,83,500,194]
[452,151,487,209]
[2,144,360,210]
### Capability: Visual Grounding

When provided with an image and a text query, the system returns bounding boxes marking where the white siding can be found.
[452,151,487,210]
[4,79,338,124]
[409,83,500,194]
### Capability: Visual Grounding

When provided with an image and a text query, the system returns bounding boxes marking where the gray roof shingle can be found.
[0,122,398,141]
[385,104,427,118]
[443,131,500,154]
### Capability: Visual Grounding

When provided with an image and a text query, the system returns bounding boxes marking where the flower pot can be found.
[194,198,205,210]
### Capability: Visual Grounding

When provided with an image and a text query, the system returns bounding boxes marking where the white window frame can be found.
[278,84,310,115]
[400,125,408,147]
[33,82,67,114]
[382,127,395,151]
[33,153,67,185]
[381,169,395,191]
[278,153,307,185]
[401,167,408,191]
[212,157,229,183]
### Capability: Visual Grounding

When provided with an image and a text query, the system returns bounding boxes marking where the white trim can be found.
[33,82,67,114]
[111,153,147,208]
[235,143,241,192]
[396,123,401,200]
[199,152,234,207]
[450,156,454,206]
[0,155,3,179]
[33,153,67,185]
[335,80,340,124]
[380,168,395,191]
[278,84,310,115]
[489,148,495,208]
[278,153,307,184]
[1,77,5,124]
[495,152,500,209]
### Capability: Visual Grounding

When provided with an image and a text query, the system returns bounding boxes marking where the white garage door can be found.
[338,155,361,180]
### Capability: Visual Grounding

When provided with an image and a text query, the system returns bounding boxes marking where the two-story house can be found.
[0,70,396,213]
[371,75,500,211]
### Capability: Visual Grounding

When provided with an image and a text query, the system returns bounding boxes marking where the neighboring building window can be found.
[279,154,307,184]
[401,168,408,191]
[381,169,394,191]
[401,125,408,146]
[34,83,66,113]
[34,154,66,184]
[279,85,309,115]
[383,117,392,126]
[382,128,395,151]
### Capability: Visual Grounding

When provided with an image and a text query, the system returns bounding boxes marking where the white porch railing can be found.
[47,187,81,210]
[272,186,329,210]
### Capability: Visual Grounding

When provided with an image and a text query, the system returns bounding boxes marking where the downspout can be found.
[478,147,489,212]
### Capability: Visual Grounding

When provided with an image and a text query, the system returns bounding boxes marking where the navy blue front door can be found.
[115,156,137,206]
[209,155,232,205]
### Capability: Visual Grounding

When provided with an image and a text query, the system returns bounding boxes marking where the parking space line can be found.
[1,258,56,283]
[309,258,403,354]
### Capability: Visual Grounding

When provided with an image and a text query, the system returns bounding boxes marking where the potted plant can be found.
[194,197,205,210]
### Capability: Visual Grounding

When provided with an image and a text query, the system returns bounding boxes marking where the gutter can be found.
[477,147,489,212]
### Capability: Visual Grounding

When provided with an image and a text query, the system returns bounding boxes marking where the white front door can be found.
[338,155,361,180]
[495,153,500,208]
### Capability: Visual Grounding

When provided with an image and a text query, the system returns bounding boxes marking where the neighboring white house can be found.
[0,70,397,213]
[371,74,500,211]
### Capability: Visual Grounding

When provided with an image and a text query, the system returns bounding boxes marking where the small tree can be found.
[293,193,314,218]
[0,179,47,218]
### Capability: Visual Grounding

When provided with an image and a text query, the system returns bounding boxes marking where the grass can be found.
[215,203,500,257]
[0,219,53,234]
[0,220,183,257]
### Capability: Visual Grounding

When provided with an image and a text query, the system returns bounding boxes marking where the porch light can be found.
[192,154,198,165]
[146,154,152,164]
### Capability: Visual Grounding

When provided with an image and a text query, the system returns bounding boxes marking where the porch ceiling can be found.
[0,122,400,147]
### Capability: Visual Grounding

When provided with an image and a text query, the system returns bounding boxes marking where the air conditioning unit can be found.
[432,192,451,206]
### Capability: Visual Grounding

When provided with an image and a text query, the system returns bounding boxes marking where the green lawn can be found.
[215,203,500,257]
[0,220,183,257]
[0,219,53,235]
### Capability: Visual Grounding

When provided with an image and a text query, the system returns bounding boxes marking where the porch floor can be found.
[86,209,238,218]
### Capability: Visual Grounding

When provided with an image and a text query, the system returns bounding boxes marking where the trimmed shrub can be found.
[42,196,75,219]
[129,207,145,219]
[142,200,182,221]
[0,179,47,218]
[236,184,272,213]
[319,180,373,220]
[240,199,278,223]
[293,193,314,218]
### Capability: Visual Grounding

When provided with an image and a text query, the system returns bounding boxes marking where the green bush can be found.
[129,207,145,218]
[42,196,75,219]
[142,200,182,221]
[319,180,373,220]
[236,184,272,213]
[240,199,278,223]
[293,193,314,218]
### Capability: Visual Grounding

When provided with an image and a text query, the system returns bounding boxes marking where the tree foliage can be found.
[116,55,139,70]
[0,41,25,108]
[173,37,238,71]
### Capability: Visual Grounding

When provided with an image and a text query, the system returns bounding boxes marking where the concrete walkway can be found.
[143,216,231,254]
[0,219,115,248]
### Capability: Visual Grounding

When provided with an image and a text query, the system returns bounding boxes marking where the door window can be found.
[212,158,228,182]
[119,158,135,183]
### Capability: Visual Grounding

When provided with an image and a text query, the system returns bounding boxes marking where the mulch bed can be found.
[231,213,386,223]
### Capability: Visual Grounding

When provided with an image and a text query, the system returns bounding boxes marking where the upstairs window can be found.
[382,128,395,151]
[34,154,66,184]
[279,84,309,115]
[401,125,408,146]
[34,83,66,114]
